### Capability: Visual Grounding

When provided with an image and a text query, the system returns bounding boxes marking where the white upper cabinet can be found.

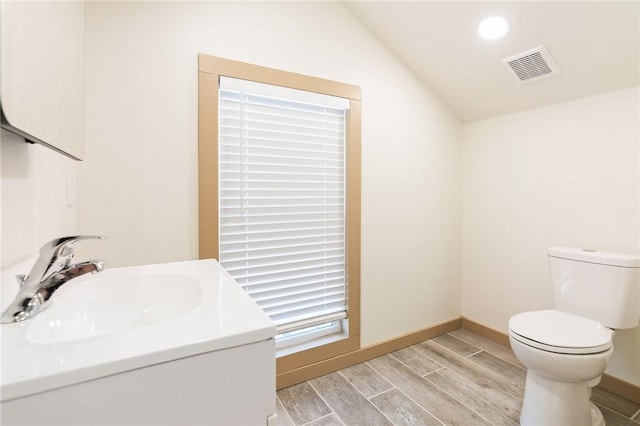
[1,1,85,160]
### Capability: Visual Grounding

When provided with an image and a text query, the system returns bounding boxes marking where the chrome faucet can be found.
[1,235,106,324]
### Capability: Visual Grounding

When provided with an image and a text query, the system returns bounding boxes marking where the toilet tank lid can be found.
[548,247,640,268]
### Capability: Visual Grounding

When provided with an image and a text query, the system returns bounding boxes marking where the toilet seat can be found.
[509,309,613,355]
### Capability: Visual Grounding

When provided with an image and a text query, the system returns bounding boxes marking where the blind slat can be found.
[225,259,345,279]
[247,278,345,298]
[253,284,346,306]
[221,247,344,264]
[223,255,345,276]
[234,271,345,292]
[220,231,344,246]
[222,243,343,259]
[220,224,344,238]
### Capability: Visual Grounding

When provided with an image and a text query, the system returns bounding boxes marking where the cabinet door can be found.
[1,340,277,425]
[1,1,85,160]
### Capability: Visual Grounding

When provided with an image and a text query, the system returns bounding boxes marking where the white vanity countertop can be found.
[0,259,276,401]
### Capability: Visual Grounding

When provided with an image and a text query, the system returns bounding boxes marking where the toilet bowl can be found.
[509,247,639,426]
[509,310,613,426]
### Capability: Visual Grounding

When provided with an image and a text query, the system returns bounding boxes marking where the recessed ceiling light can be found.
[478,16,510,40]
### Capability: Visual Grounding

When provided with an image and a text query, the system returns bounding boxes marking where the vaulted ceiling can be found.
[343,1,640,122]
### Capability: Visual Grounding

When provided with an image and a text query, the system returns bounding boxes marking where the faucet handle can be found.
[42,235,107,258]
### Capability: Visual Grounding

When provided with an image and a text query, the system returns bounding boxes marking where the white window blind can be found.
[218,77,350,336]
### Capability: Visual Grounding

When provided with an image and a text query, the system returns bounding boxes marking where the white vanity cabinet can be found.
[1,259,277,425]
[2,339,276,425]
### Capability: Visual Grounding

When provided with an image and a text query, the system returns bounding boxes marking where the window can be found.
[198,54,361,375]
[218,77,349,349]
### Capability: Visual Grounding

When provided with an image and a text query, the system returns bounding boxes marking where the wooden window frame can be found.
[197,54,361,379]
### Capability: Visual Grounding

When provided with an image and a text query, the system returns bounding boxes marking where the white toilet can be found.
[509,247,640,426]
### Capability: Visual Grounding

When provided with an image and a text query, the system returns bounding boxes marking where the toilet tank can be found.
[549,247,640,329]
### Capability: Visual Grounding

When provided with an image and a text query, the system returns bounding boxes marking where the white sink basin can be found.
[0,259,276,402]
[25,273,202,344]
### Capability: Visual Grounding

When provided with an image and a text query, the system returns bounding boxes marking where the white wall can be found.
[1,130,77,269]
[79,1,463,347]
[462,86,640,384]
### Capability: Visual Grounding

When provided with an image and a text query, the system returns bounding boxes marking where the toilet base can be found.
[520,370,604,426]
[591,402,605,426]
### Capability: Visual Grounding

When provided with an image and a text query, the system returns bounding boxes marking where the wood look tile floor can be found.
[276,329,640,426]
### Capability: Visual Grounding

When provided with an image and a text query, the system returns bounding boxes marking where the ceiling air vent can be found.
[503,45,560,83]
